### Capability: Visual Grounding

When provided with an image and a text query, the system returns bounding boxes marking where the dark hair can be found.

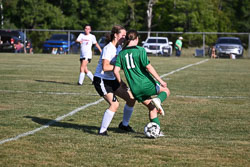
[84,24,91,29]
[105,25,125,44]
[126,30,138,41]
[123,30,138,48]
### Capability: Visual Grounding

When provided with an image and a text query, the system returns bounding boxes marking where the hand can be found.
[160,81,167,88]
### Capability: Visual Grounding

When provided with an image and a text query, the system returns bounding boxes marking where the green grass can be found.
[0,53,250,167]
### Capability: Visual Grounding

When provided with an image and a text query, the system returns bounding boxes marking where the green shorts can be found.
[131,81,160,102]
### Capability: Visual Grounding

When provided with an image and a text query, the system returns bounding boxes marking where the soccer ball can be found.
[144,122,160,138]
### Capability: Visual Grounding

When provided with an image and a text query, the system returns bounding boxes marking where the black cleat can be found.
[98,131,108,136]
[118,122,135,132]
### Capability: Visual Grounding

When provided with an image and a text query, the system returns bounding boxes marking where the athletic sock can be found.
[86,71,94,81]
[78,72,85,85]
[122,104,134,126]
[150,117,160,127]
[157,91,167,103]
[99,109,115,133]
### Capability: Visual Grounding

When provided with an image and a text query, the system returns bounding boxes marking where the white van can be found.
[142,37,173,56]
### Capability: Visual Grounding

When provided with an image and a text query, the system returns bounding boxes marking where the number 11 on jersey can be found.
[125,53,135,69]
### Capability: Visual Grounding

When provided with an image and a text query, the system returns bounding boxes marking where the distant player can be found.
[76,24,102,85]
[114,30,170,136]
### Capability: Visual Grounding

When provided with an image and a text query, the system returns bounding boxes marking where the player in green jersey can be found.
[114,30,170,134]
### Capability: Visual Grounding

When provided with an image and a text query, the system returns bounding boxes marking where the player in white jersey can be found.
[93,25,136,136]
[76,24,102,85]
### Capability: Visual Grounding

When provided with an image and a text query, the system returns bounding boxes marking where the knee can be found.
[84,69,89,74]
[110,101,119,112]
[80,66,84,72]
[167,89,170,97]
[126,99,136,107]
[164,87,170,97]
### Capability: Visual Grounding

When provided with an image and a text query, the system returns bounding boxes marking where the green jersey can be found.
[115,46,157,102]
[175,39,182,50]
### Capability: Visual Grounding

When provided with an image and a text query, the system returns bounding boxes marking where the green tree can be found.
[89,0,127,30]
[3,0,65,29]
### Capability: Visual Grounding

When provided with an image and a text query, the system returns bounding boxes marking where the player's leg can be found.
[143,99,164,137]
[93,77,120,135]
[152,84,170,116]
[142,99,160,126]
[84,59,94,81]
[99,93,119,135]
[78,59,87,85]
[115,83,136,132]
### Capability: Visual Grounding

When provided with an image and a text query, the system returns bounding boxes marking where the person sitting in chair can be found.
[211,46,217,59]
[14,41,24,53]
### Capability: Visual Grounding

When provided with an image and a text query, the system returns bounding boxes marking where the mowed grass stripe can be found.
[0,53,249,166]
[0,58,208,145]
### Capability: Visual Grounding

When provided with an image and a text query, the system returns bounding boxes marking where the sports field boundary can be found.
[0,59,209,145]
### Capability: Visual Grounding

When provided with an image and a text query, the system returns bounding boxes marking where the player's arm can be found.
[76,39,82,44]
[95,42,102,53]
[114,66,121,83]
[102,59,114,72]
[114,66,127,89]
[76,34,82,44]
[146,64,167,88]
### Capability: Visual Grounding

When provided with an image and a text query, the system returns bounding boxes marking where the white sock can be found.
[122,104,134,126]
[86,71,94,81]
[78,72,85,85]
[99,109,115,133]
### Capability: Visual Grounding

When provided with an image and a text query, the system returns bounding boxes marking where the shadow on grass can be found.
[24,116,142,136]
[35,79,75,85]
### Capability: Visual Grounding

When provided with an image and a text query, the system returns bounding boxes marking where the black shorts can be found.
[93,76,120,96]
[80,58,91,63]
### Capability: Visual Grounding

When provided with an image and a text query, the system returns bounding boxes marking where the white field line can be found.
[0,90,99,96]
[0,59,209,145]
[0,90,82,95]
[160,59,209,78]
[0,98,104,145]
[1,89,248,99]
[176,95,249,99]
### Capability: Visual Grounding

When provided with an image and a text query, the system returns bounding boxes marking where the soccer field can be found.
[0,53,249,166]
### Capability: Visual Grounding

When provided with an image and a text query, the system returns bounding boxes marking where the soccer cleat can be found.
[158,131,165,137]
[152,98,165,116]
[77,82,82,85]
[118,122,135,132]
[98,131,108,136]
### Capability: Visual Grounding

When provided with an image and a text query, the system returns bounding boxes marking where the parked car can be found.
[43,34,79,54]
[0,30,28,53]
[94,36,106,55]
[215,37,244,58]
[142,37,173,56]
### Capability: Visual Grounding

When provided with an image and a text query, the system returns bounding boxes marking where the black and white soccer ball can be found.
[144,122,160,138]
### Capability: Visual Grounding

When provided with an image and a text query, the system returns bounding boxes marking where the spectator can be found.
[230,54,236,59]
[51,48,58,55]
[211,46,217,59]
[175,36,183,57]
[14,41,24,53]
[57,47,66,55]
[25,41,33,54]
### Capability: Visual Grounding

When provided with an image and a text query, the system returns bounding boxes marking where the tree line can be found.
[1,0,250,53]
[2,0,250,32]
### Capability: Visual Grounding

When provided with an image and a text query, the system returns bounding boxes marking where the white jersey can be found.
[94,42,117,80]
[76,33,97,59]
